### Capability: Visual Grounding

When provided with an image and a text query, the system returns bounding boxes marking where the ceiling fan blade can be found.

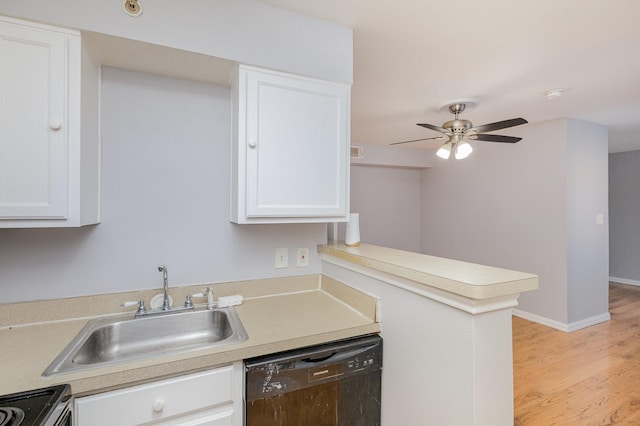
[474,134,523,143]
[417,123,449,134]
[390,136,446,146]
[470,118,528,134]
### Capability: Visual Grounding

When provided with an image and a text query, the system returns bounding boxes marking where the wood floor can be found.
[513,282,640,425]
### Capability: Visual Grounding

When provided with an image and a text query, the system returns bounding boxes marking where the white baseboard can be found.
[513,309,610,333]
[565,313,611,332]
[610,276,640,286]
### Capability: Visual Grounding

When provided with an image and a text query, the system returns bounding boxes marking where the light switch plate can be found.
[275,248,288,268]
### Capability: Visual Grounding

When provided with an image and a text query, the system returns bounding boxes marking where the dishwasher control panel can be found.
[245,334,382,399]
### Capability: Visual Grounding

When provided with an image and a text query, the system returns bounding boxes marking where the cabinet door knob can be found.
[248,139,257,148]
[49,120,62,130]
[152,399,165,412]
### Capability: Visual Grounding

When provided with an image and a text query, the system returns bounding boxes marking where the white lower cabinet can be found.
[74,363,243,426]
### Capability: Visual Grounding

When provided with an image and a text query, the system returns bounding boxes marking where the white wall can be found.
[419,118,609,327]
[0,68,325,303]
[344,165,422,252]
[0,0,352,84]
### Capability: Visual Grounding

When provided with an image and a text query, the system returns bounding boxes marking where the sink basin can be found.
[43,307,248,376]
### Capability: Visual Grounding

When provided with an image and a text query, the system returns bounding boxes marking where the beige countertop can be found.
[1,243,537,398]
[319,242,538,299]
[0,275,379,396]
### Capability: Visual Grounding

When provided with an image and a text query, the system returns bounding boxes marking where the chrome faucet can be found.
[123,265,195,318]
[158,265,170,311]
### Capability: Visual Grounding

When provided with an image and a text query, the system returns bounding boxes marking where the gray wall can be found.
[346,165,422,252]
[0,0,352,84]
[0,68,325,303]
[609,149,640,283]
[347,118,609,327]
[419,119,570,323]
[418,118,609,326]
[565,119,609,323]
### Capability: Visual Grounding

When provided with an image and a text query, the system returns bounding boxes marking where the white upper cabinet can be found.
[231,65,350,224]
[0,16,100,228]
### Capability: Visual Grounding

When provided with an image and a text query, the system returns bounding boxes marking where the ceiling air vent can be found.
[350,145,364,159]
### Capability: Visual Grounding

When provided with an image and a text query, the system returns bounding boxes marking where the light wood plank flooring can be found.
[513,282,640,425]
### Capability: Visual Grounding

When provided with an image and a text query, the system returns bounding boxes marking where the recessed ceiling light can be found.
[544,88,565,100]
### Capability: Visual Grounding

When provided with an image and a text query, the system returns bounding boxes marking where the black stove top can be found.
[0,385,70,426]
[0,408,25,426]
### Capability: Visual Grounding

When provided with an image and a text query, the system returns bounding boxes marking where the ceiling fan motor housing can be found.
[443,119,472,133]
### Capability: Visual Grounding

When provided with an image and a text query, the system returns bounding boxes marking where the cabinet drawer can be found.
[147,406,233,426]
[75,366,234,426]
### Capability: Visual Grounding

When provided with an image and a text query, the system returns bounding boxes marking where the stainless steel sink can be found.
[43,307,248,377]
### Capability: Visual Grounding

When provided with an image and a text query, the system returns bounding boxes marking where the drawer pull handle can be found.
[152,399,165,412]
[248,138,257,148]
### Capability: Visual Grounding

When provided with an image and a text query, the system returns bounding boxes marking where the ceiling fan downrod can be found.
[444,103,472,134]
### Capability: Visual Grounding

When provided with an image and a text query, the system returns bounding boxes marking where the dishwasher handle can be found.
[294,343,379,368]
[301,352,337,363]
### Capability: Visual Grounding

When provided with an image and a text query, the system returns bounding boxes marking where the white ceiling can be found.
[257,0,640,153]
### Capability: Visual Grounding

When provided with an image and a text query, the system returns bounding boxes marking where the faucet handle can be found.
[184,295,194,308]
[122,300,147,316]
[205,287,215,310]
[190,287,215,309]
[131,300,148,317]
[137,300,147,315]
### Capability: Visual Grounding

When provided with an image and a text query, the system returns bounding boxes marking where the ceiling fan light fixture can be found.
[455,141,473,159]
[436,142,452,159]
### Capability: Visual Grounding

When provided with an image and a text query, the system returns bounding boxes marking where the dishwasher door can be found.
[245,334,382,426]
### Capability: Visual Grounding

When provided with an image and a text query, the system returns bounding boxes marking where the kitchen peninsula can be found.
[319,242,538,426]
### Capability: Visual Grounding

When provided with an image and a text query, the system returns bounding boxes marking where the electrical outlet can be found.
[275,248,288,268]
[297,248,309,267]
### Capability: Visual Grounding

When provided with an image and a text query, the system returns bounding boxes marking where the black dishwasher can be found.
[245,334,382,426]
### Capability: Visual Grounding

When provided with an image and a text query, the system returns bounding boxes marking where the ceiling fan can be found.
[391,102,528,159]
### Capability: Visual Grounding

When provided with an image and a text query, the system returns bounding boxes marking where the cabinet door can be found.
[0,20,68,219]
[243,67,349,220]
